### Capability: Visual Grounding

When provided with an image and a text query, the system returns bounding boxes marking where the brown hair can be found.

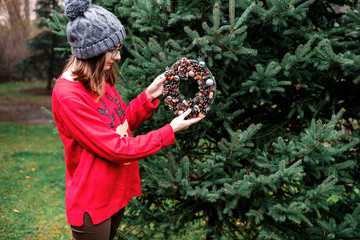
[64,54,117,100]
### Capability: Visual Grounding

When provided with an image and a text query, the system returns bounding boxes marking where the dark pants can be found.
[71,208,125,240]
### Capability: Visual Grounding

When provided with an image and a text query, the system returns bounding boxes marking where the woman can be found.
[52,0,204,239]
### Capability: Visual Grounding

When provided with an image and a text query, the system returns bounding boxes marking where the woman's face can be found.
[104,44,122,71]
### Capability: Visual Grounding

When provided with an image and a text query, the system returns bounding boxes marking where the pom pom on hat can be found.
[65,0,91,20]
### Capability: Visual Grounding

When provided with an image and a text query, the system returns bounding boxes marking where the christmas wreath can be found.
[162,58,216,118]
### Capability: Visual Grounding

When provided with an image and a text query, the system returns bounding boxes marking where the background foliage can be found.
[48,0,360,239]
[0,0,34,82]
[14,0,67,90]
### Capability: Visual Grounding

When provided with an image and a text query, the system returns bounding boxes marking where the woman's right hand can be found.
[170,109,205,133]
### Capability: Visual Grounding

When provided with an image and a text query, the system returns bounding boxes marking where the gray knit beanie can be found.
[65,0,126,59]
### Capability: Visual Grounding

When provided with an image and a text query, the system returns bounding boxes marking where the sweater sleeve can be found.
[116,88,159,131]
[58,96,175,164]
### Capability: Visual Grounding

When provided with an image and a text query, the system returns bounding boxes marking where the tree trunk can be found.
[46,33,55,91]
[205,206,220,240]
[24,0,30,25]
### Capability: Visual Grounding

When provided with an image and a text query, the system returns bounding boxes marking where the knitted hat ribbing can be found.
[65,0,126,59]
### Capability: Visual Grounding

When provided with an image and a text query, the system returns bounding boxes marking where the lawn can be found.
[0,123,70,239]
[0,81,69,238]
[0,81,53,125]
[0,81,51,105]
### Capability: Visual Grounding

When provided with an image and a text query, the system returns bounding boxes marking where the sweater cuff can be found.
[158,124,175,147]
[140,89,159,110]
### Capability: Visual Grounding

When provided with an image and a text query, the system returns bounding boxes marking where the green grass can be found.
[0,123,71,239]
[0,81,46,95]
[0,81,51,106]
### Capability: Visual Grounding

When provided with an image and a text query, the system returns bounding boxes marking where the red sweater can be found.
[52,77,175,226]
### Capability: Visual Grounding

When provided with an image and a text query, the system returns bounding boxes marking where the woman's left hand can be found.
[145,73,166,101]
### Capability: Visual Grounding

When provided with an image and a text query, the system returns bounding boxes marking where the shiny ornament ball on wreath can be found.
[162,57,216,118]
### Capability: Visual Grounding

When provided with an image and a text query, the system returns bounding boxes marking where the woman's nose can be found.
[113,51,121,60]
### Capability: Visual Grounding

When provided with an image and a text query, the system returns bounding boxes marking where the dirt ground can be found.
[0,87,53,125]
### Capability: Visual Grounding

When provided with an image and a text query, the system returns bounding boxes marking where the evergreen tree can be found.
[15,0,67,90]
[49,0,360,239]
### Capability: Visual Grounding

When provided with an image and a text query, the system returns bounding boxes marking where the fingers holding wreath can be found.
[170,109,205,133]
[146,73,166,101]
